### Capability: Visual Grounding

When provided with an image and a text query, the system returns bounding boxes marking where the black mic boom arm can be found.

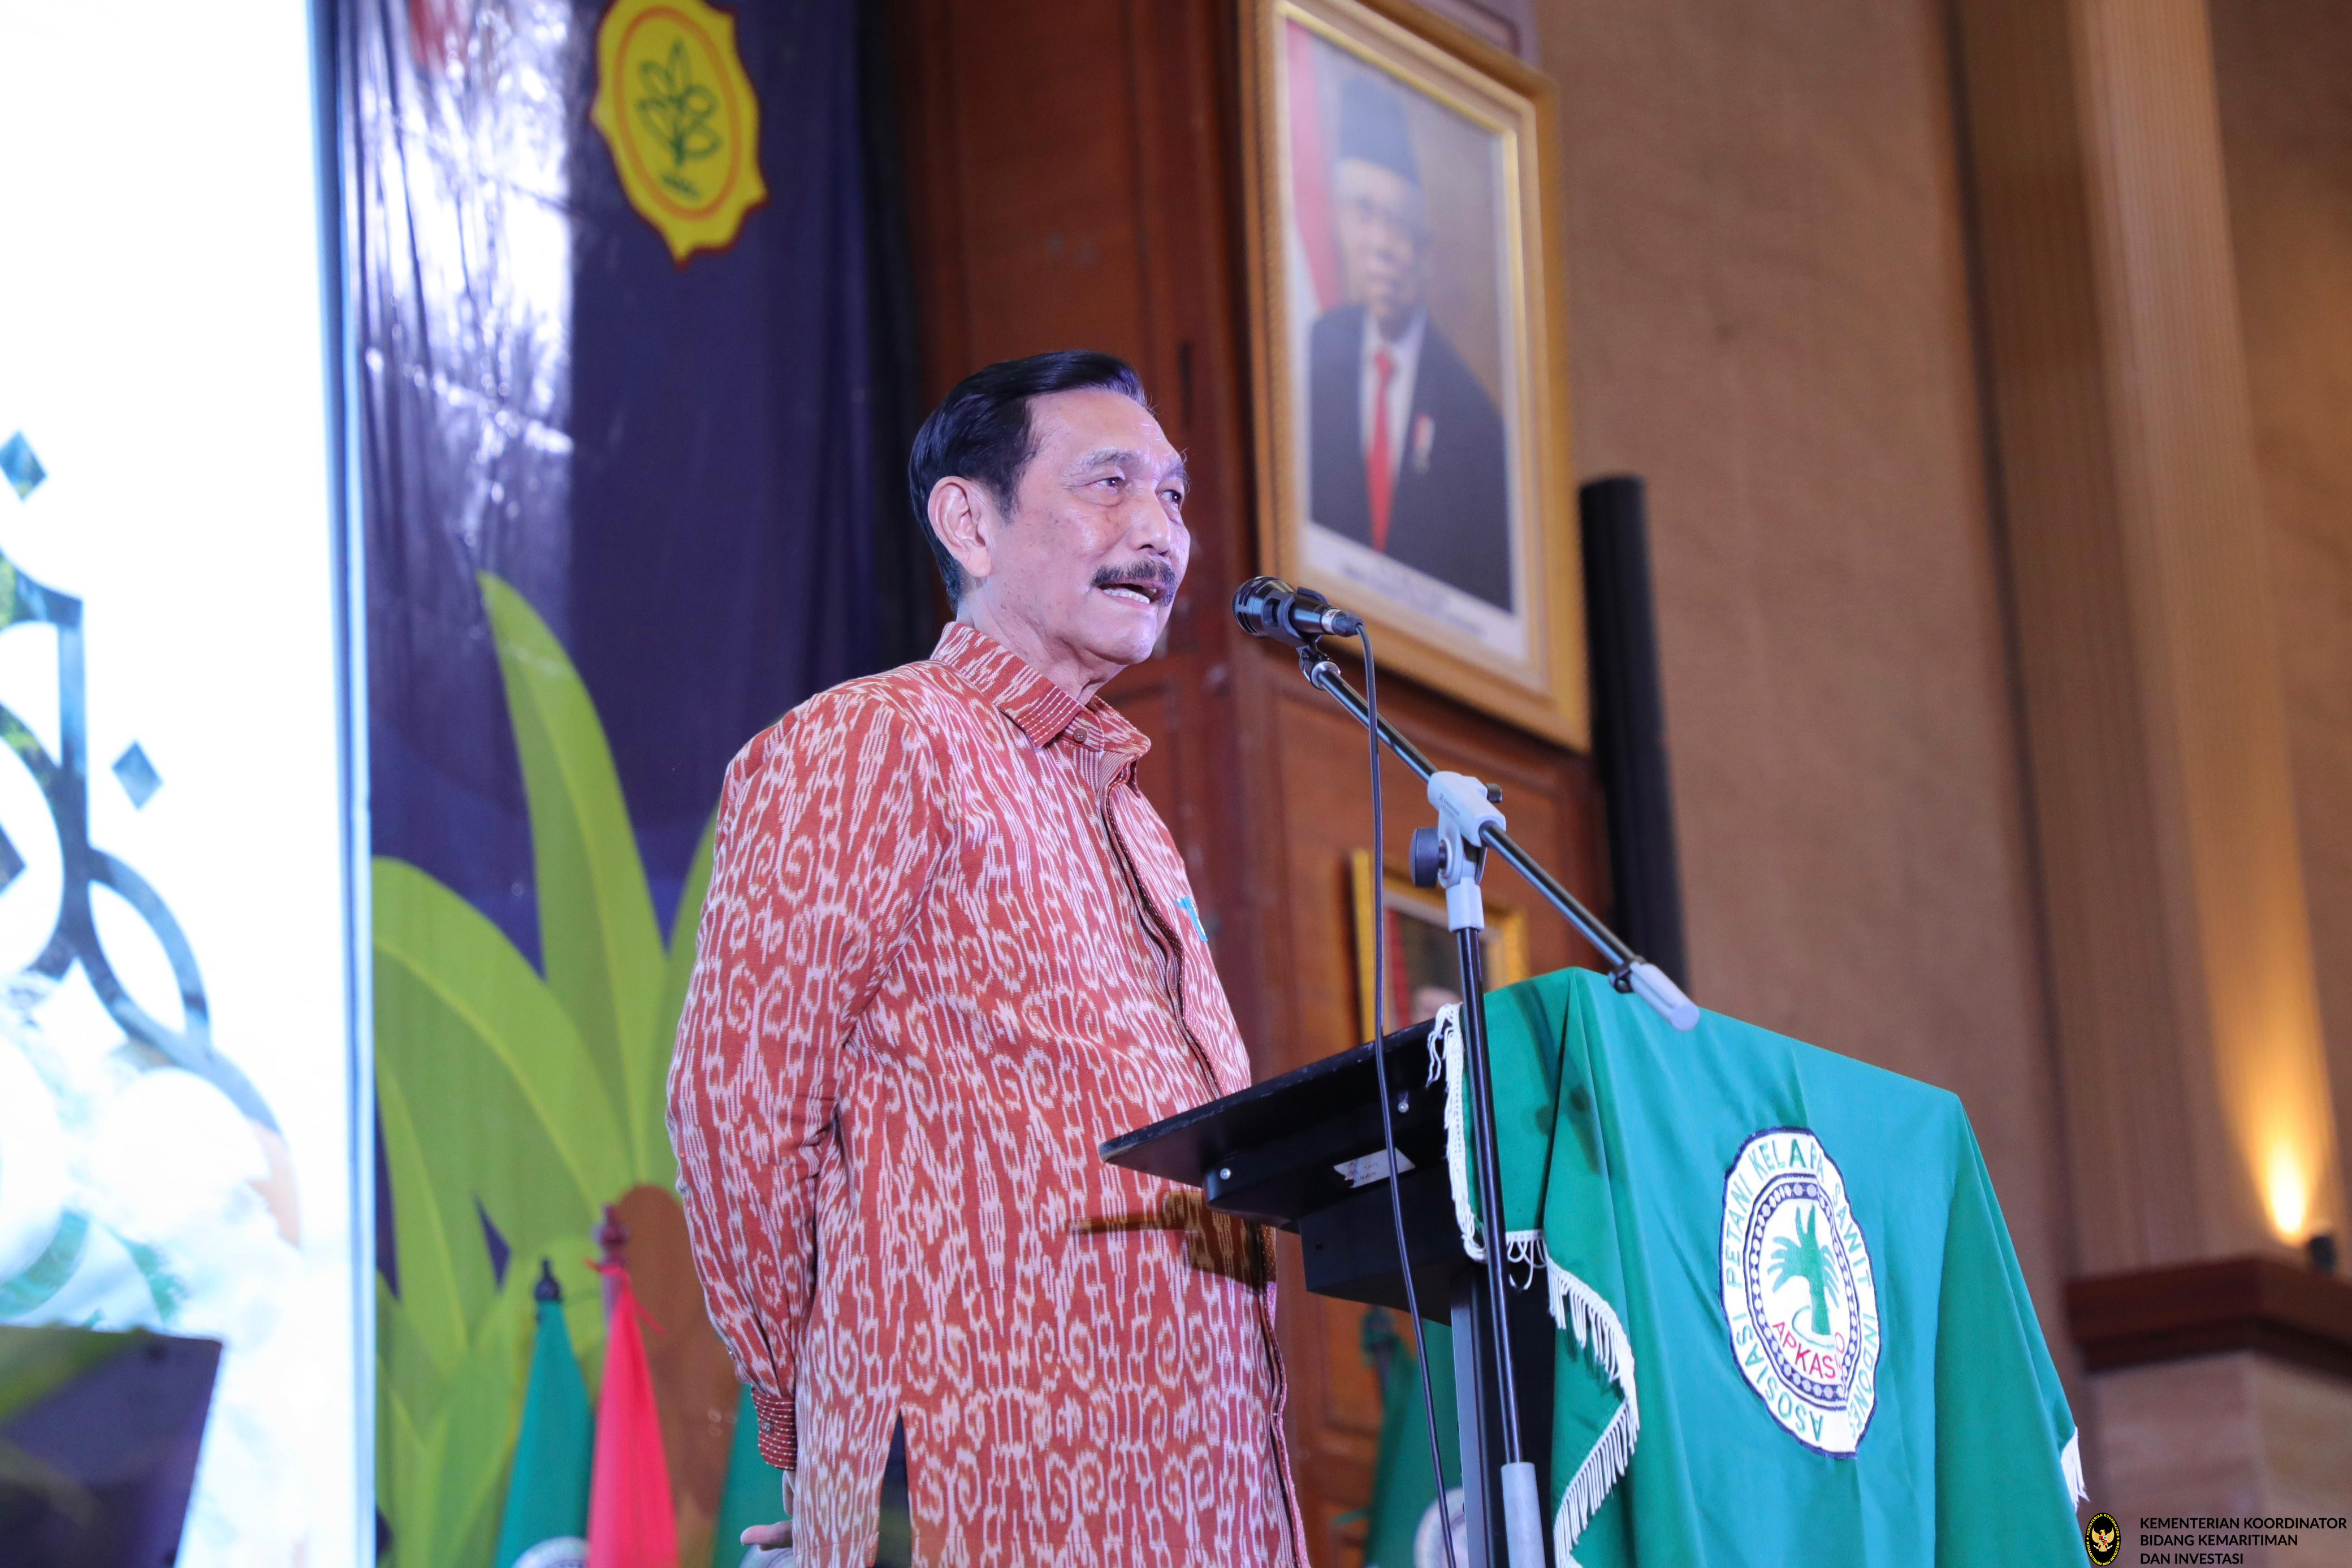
[1296,642,1700,1032]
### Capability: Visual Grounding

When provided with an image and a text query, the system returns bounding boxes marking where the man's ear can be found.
[929,476,996,590]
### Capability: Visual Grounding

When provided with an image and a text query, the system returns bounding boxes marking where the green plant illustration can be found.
[374,571,715,1567]
[1768,1206,1834,1337]
[634,39,721,198]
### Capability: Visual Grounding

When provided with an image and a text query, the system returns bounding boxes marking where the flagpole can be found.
[597,1205,628,1318]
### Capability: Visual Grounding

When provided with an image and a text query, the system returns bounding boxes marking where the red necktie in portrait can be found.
[1368,347,1395,552]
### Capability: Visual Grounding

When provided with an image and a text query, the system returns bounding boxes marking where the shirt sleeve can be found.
[667,689,944,1471]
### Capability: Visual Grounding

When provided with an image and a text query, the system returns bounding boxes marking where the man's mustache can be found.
[1092,562,1179,600]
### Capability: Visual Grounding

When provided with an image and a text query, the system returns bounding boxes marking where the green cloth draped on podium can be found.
[1439,968,2083,1566]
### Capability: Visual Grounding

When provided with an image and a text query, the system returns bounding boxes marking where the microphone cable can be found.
[1359,625,1460,1568]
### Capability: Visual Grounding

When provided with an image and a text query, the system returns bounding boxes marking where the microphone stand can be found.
[1296,640,1698,1029]
[1299,635,1696,1568]
[1416,768,1547,1567]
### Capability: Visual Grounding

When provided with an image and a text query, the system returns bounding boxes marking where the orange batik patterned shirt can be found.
[668,623,1308,1568]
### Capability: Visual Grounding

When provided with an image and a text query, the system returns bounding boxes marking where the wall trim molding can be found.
[2068,1255,2352,1380]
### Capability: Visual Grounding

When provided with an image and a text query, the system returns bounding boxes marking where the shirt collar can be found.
[931,621,1152,760]
[1361,306,1428,373]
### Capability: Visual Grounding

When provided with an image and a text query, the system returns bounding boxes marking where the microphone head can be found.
[1233,576,1299,642]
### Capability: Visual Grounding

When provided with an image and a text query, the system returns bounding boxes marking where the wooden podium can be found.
[1104,1024,1555,1566]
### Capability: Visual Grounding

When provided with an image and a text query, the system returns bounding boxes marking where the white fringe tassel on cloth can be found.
[1545,1248,1640,1566]
[1431,1004,1485,1262]
[1430,1003,1640,1565]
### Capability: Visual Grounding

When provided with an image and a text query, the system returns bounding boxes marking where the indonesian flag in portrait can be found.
[586,1262,678,1568]
[1286,20,1341,314]
[1285,19,1343,492]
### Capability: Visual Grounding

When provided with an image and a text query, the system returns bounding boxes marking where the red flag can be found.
[1286,20,1342,311]
[586,1263,678,1568]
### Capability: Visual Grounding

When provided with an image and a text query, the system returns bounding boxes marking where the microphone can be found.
[1232,576,1363,645]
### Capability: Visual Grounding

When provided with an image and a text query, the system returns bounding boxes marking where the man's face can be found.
[1334,157,1428,335]
[978,387,1190,678]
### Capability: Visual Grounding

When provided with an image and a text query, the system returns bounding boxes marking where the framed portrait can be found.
[1243,0,1587,746]
[1351,850,1530,1039]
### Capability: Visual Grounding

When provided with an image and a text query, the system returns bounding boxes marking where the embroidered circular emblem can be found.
[1413,1487,1467,1568]
[1719,1127,1880,1455]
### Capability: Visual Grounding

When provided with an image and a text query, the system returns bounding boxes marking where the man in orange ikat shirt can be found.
[669,352,1308,1567]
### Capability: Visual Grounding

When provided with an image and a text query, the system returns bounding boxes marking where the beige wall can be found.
[2212,0,2352,1197]
[1529,0,2078,1370]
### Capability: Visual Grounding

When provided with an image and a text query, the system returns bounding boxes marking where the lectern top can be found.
[1101,1021,1442,1228]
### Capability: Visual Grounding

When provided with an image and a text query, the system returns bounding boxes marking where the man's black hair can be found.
[906,350,1149,606]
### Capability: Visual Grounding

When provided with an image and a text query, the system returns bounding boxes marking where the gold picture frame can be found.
[1242,0,1586,746]
[1351,849,1530,1041]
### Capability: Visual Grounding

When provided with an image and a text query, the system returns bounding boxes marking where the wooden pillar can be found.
[1955,0,2340,1275]
[1955,0,2352,1525]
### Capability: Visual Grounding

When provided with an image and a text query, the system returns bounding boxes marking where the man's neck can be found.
[954,601,1122,705]
[1369,305,1425,348]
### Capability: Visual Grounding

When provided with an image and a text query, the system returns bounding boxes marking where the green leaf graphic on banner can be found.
[379,1065,470,1374]
[375,859,630,1244]
[647,813,716,1193]
[378,1275,444,1439]
[427,1278,531,1565]
[379,1355,431,1559]
[481,573,667,1180]
[376,572,716,1566]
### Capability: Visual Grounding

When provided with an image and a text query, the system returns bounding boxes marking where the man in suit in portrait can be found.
[1308,74,1514,610]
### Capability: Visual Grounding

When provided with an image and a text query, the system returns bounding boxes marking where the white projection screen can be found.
[0,4,368,1566]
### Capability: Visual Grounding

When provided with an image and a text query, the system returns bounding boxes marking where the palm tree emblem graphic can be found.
[1721,1130,1881,1454]
[1769,1205,1835,1337]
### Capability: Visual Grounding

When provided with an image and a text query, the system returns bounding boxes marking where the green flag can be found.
[1439,969,2082,1566]
[493,1263,594,1568]
[710,1383,788,1568]
[1361,1311,1462,1568]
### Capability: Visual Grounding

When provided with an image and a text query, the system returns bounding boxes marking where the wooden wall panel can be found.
[895,4,1148,371]
[891,1,1610,1557]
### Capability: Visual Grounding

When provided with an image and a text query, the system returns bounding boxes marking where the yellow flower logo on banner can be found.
[591,0,766,263]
